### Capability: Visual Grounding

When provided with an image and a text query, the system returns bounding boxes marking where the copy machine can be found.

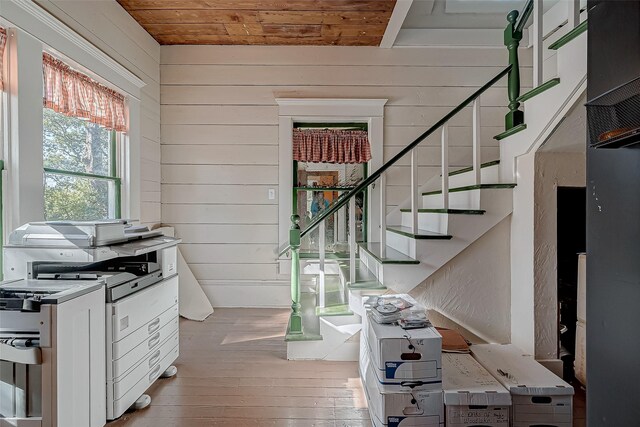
[2,221,181,425]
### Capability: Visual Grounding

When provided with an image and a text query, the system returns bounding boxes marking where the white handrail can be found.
[472,98,482,186]
[441,124,449,210]
[379,173,387,258]
[410,148,419,233]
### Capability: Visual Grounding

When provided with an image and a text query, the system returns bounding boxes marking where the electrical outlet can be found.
[268,189,276,200]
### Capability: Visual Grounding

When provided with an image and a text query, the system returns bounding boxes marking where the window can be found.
[41,53,126,221]
[43,108,121,220]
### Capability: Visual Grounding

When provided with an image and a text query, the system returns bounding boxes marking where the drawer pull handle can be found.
[148,332,161,349]
[149,350,161,368]
[148,318,161,334]
[149,364,161,382]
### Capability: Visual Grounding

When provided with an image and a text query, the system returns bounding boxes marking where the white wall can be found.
[411,218,512,344]
[160,45,530,306]
[32,0,161,224]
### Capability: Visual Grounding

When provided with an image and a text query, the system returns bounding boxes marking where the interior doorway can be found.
[557,186,586,380]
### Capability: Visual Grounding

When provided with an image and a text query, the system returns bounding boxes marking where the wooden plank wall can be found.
[35,0,162,225]
[160,45,532,305]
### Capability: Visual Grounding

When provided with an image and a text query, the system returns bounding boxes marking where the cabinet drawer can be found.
[111,304,178,360]
[111,318,179,380]
[110,277,178,342]
[108,341,179,420]
[110,331,178,401]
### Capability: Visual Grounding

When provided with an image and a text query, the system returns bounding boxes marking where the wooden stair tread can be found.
[338,261,386,290]
[549,19,587,50]
[494,123,527,141]
[399,208,485,214]
[516,78,560,103]
[316,275,353,317]
[359,242,419,265]
[422,183,516,196]
[448,160,500,177]
[386,225,453,240]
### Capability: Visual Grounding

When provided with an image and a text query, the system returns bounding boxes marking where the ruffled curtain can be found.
[0,28,7,91]
[42,53,127,132]
[292,128,371,164]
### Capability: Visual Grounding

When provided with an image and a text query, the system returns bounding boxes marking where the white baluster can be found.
[569,0,580,28]
[441,124,449,210]
[411,148,419,234]
[380,173,387,258]
[318,220,326,309]
[349,197,356,285]
[333,211,338,244]
[472,98,482,186]
[533,0,544,87]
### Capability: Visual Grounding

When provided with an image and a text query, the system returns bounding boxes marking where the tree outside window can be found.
[43,108,121,221]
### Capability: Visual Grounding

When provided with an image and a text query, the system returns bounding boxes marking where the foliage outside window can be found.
[43,108,121,221]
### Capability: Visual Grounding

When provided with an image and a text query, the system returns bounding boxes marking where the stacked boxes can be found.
[442,353,511,427]
[360,295,444,426]
[471,344,574,427]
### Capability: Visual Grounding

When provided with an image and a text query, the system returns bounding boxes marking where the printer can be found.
[2,221,181,426]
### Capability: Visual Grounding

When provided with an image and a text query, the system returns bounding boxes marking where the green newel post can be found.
[289,214,303,335]
[504,10,525,130]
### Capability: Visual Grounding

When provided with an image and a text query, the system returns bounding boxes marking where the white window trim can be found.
[0,0,145,230]
[274,98,387,272]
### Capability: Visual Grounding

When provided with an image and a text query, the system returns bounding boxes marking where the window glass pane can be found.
[43,108,112,177]
[44,173,115,221]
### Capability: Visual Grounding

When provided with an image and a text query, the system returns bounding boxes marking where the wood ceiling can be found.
[117,0,397,46]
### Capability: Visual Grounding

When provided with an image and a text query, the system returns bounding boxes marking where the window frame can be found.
[43,121,122,220]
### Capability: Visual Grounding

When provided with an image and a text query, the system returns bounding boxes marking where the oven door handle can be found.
[0,343,42,365]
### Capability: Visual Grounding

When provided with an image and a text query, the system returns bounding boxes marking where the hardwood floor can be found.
[107,308,371,427]
[107,308,586,426]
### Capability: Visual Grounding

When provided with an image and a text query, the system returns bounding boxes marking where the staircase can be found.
[285,0,588,361]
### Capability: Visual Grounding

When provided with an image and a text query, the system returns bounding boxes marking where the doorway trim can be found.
[275,98,387,270]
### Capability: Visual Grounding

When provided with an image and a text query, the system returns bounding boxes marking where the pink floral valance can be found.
[292,128,371,164]
[42,53,127,132]
[0,28,7,91]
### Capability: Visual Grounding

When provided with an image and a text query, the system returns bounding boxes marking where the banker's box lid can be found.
[442,353,511,406]
[369,316,441,341]
[471,344,574,396]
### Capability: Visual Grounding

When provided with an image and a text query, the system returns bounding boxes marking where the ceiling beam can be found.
[380,0,414,48]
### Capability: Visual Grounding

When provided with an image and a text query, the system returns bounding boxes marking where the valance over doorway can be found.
[292,128,371,164]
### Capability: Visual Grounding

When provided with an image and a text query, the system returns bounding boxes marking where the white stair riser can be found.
[385,229,417,258]
[400,212,450,234]
[422,189,482,210]
[448,164,500,188]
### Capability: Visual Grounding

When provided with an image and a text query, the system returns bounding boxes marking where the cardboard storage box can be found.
[361,347,444,427]
[366,312,442,390]
[442,353,511,427]
[471,344,574,427]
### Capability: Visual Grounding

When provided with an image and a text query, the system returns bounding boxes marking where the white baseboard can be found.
[199,280,290,308]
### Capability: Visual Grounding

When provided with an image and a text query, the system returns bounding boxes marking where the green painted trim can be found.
[359,243,420,265]
[385,226,452,240]
[494,123,527,141]
[298,66,512,240]
[549,20,588,50]
[448,160,500,177]
[293,122,368,130]
[422,183,517,196]
[517,78,561,103]
[43,167,121,183]
[295,186,356,191]
[514,0,533,34]
[316,305,353,317]
[399,208,485,215]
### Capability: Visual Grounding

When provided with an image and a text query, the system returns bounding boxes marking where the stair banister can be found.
[441,124,450,210]
[285,65,512,336]
[297,66,512,241]
[410,148,419,233]
[472,98,482,186]
[379,173,387,258]
[289,214,303,335]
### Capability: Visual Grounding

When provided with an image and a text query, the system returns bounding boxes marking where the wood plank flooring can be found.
[107,308,371,426]
[107,308,586,427]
